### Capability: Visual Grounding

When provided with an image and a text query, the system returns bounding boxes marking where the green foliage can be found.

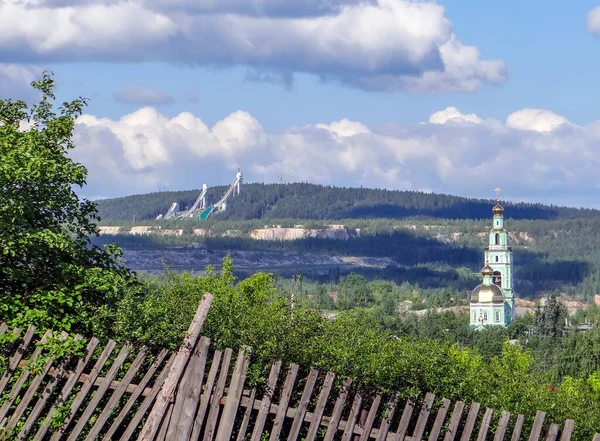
[534,294,567,339]
[0,72,132,334]
[337,273,374,310]
[102,260,600,439]
[95,182,600,222]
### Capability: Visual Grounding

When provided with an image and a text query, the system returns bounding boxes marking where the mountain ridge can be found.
[95,182,600,222]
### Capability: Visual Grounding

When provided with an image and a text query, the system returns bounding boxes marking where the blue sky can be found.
[2,0,600,207]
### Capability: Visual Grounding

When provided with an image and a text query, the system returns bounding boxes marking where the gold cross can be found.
[495,187,501,202]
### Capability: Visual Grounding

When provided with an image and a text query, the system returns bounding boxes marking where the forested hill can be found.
[95,183,599,221]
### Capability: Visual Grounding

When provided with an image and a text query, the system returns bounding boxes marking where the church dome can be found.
[492,202,504,216]
[470,283,504,303]
[470,264,504,303]
[482,265,494,276]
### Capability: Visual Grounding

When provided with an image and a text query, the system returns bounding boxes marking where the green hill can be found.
[96,183,599,222]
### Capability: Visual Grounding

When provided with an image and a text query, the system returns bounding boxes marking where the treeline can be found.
[95,182,600,221]
[93,220,593,299]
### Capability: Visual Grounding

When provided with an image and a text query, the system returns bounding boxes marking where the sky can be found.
[2,0,600,207]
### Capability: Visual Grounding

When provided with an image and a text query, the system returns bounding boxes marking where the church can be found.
[469,190,515,328]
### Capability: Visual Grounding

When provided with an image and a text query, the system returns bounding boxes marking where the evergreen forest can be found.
[96,182,599,222]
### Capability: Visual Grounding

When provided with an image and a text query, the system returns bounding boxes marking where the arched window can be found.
[493,271,502,287]
[495,256,499,262]
[484,312,488,322]
[495,311,500,322]
[494,233,500,245]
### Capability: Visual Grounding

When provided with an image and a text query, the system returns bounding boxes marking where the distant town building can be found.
[470,189,515,328]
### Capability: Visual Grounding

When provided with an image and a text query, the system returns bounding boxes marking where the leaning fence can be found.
[0,294,597,441]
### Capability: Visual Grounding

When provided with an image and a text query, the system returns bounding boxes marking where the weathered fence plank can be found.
[32,337,100,441]
[340,392,363,441]
[459,402,480,441]
[560,420,575,441]
[204,347,233,441]
[476,408,493,441]
[18,360,67,441]
[358,394,382,441]
[235,388,256,441]
[50,339,118,440]
[396,399,416,441]
[5,332,70,435]
[374,395,398,441]
[0,328,46,423]
[67,343,132,441]
[289,365,318,441]
[547,424,560,441]
[528,411,546,441]
[190,349,223,441]
[156,403,173,441]
[443,401,465,441]
[412,393,436,441]
[166,337,210,441]
[428,398,450,441]
[323,378,352,441]
[493,411,511,441]
[216,346,251,441]
[103,348,169,441]
[510,414,525,441]
[85,346,148,441]
[0,326,33,398]
[119,353,175,441]
[8,332,74,437]
[305,371,336,441]
[250,359,282,441]
[138,292,213,441]
[271,364,300,441]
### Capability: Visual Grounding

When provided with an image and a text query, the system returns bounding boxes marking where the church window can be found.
[495,256,499,262]
[495,311,500,322]
[493,271,502,287]
[494,233,500,245]
[484,312,488,321]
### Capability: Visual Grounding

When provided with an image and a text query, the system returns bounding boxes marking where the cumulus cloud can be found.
[0,0,507,94]
[588,7,600,35]
[114,84,175,105]
[429,106,483,124]
[505,108,571,132]
[67,105,600,206]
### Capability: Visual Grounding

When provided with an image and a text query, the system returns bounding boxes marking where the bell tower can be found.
[483,188,514,324]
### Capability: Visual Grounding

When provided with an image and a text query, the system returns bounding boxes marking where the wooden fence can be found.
[0,295,597,441]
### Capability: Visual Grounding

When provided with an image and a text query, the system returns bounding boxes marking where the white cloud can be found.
[0,0,507,94]
[114,84,175,105]
[429,106,483,124]
[588,7,600,35]
[505,108,571,133]
[67,106,600,205]
[316,119,371,137]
